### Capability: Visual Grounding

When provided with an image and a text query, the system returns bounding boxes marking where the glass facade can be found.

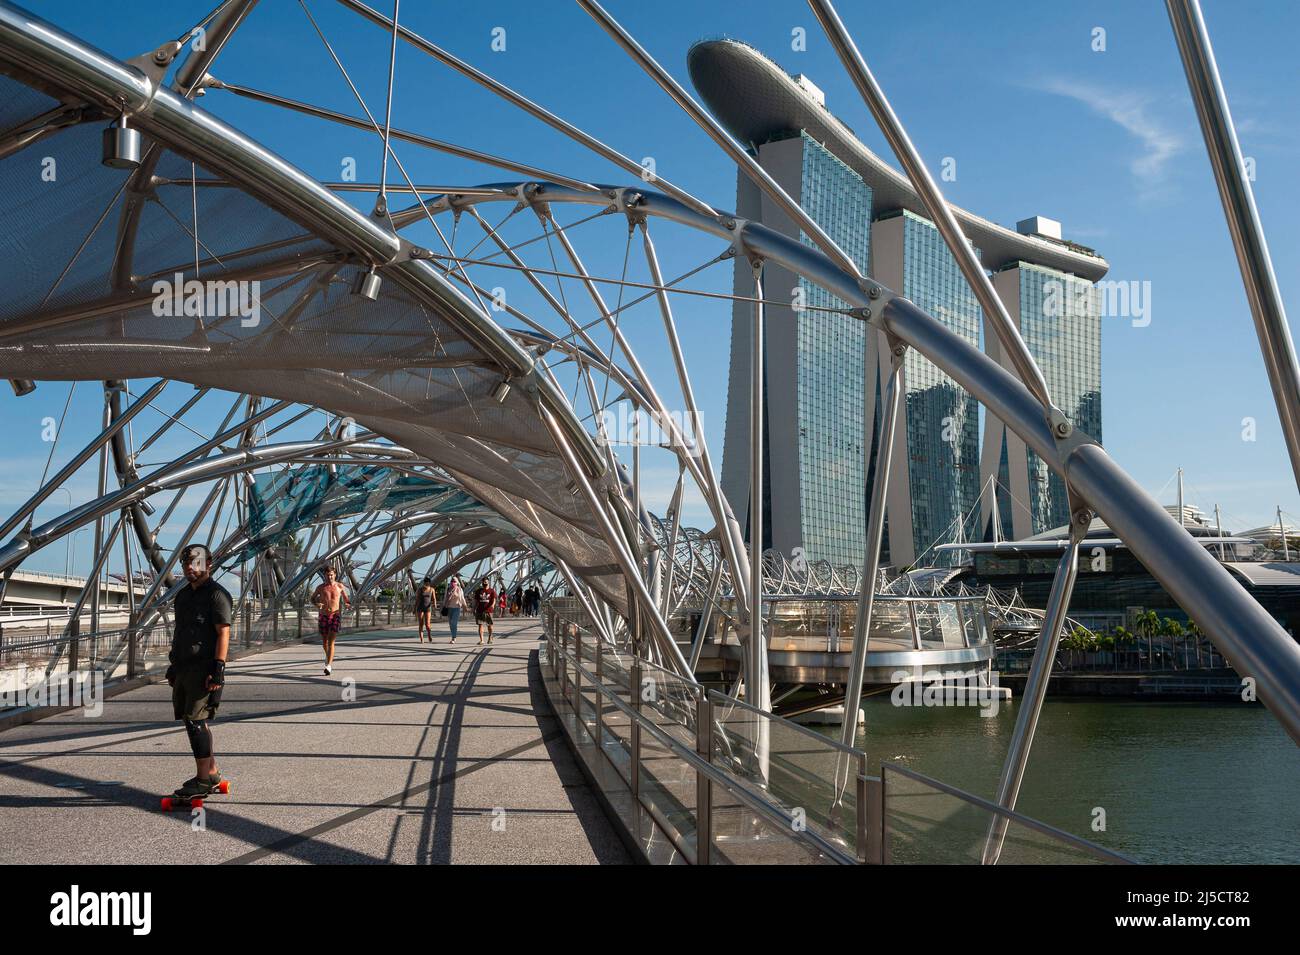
[793,134,872,566]
[1014,263,1103,533]
[722,134,1103,570]
[895,211,983,565]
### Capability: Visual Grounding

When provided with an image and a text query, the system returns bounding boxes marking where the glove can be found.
[165,665,176,686]
[206,659,226,707]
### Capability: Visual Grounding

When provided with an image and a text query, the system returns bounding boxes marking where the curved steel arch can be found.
[390,179,1300,742]
[0,2,1296,746]
[0,4,665,650]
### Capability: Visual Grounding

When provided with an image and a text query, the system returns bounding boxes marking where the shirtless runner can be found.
[311,566,350,675]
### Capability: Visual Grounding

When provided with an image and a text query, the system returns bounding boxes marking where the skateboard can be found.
[160,779,231,811]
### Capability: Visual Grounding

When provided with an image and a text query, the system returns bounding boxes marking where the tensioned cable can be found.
[34,382,77,495]
[378,0,400,206]
[597,228,635,414]
[469,207,612,265]
[175,0,236,44]
[456,203,520,264]
[537,213,575,329]
[298,0,493,319]
[425,251,856,317]
[150,195,289,331]
[40,177,133,307]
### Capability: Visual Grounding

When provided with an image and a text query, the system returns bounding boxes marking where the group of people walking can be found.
[162,552,545,799]
[414,576,542,646]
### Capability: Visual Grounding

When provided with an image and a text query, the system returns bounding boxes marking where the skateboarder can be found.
[164,543,232,801]
[311,565,350,675]
[473,577,496,645]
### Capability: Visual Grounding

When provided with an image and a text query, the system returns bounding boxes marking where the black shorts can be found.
[474,610,493,623]
[172,665,218,721]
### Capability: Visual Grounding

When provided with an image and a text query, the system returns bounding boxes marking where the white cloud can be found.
[1034,78,1185,200]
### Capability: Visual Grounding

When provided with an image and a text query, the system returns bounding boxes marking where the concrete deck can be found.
[0,620,630,864]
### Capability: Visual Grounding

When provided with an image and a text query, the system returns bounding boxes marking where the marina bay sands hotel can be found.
[690,39,1108,569]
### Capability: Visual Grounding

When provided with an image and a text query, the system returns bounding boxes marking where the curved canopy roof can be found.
[0,4,627,604]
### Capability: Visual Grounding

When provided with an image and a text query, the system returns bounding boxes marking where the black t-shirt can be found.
[169,577,234,668]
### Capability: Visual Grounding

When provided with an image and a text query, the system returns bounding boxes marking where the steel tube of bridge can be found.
[1166,0,1300,494]
[335,0,718,217]
[641,222,752,615]
[837,340,903,789]
[541,407,691,676]
[174,0,260,96]
[689,555,725,671]
[0,379,166,542]
[575,0,864,283]
[982,512,1085,864]
[806,0,1053,411]
[1065,443,1300,740]
[748,264,770,713]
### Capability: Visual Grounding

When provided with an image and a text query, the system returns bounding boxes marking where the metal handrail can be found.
[882,763,1134,864]
[706,687,865,758]
[551,635,858,864]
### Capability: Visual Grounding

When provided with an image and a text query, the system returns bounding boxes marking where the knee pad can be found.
[183,719,213,759]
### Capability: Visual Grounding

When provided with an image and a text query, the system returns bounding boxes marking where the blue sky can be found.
[6,0,1300,574]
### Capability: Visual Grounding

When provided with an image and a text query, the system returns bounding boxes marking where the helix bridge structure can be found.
[0,0,1296,864]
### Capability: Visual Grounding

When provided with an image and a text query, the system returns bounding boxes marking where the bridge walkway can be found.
[0,620,628,864]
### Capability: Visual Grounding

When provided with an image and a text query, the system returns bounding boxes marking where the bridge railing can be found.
[880,763,1133,864]
[0,598,416,711]
[543,597,1130,865]
[544,620,857,864]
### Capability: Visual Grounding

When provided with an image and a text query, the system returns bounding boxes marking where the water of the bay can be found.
[812,694,1298,864]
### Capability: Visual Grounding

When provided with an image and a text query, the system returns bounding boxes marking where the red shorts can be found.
[318,610,341,636]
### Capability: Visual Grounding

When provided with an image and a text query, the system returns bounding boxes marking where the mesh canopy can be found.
[239,464,478,562]
[0,65,627,605]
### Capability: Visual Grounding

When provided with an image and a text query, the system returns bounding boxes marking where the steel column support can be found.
[541,406,690,675]
[805,0,1054,414]
[837,337,904,785]
[1166,0,1300,493]
[982,508,1088,864]
[746,262,770,713]
[695,690,713,864]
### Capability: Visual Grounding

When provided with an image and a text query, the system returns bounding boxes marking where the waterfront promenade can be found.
[0,622,628,864]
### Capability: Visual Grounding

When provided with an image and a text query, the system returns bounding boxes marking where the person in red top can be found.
[473,577,497,645]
